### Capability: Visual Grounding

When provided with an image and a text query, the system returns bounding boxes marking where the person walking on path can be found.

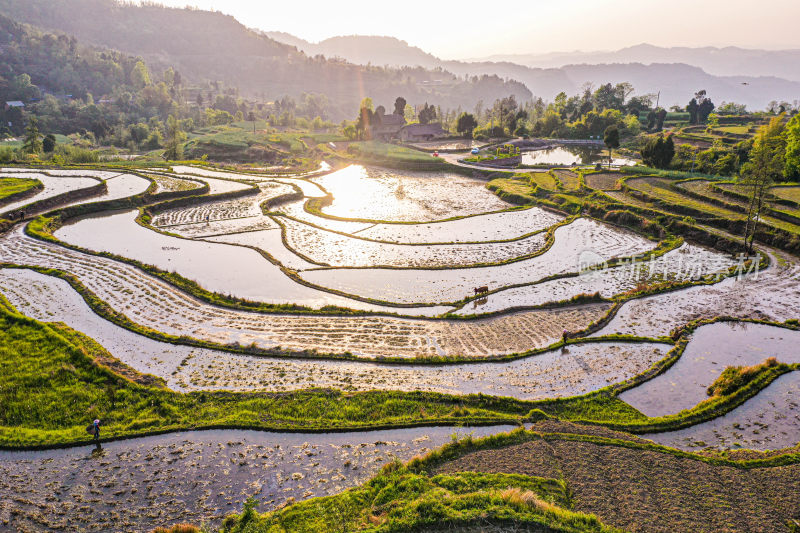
[92,419,100,441]
[562,329,569,345]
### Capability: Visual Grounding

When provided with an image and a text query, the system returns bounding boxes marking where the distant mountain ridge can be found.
[267,33,800,109]
[0,0,531,119]
[469,43,800,82]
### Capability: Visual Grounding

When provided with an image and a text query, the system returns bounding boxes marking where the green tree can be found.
[11,73,39,101]
[456,112,478,137]
[22,117,43,154]
[646,109,657,131]
[42,133,56,153]
[641,134,675,169]
[144,129,163,150]
[593,83,625,111]
[687,98,699,124]
[784,114,800,180]
[741,116,786,253]
[393,97,407,116]
[131,60,151,89]
[603,125,620,168]
[654,108,667,131]
[163,114,186,160]
[355,97,374,140]
[695,90,715,122]
[419,102,437,125]
[706,113,720,133]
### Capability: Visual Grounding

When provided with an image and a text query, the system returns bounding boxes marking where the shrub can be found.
[706,357,779,397]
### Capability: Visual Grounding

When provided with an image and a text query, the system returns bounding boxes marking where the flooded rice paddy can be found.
[457,243,736,314]
[356,207,563,243]
[301,218,656,304]
[620,321,800,417]
[0,227,607,356]
[278,216,550,268]
[2,162,800,532]
[310,165,510,221]
[0,268,668,398]
[0,173,99,214]
[0,426,514,532]
[643,371,800,450]
[591,254,800,339]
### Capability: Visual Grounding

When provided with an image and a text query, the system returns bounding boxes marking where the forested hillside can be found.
[0,0,531,119]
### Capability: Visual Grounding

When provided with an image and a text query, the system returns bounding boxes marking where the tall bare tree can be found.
[741,115,786,253]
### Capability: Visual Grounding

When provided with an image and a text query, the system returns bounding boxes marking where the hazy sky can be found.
[150,0,800,58]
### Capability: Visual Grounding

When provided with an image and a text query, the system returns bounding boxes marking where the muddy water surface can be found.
[0,426,514,532]
[620,322,800,417]
[644,372,800,450]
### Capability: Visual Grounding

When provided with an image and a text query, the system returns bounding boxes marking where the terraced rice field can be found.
[528,172,559,190]
[626,177,742,219]
[2,163,800,532]
[0,226,611,356]
[620,321,800,416]
[681,180,800,221]
[676,179,747,206]
[770,185,800,204]
[310,165,510,221]
[300,218,656,305]
[277,216,550,268]
[143,171,205,193]
[356,207,563,243]
[591,253,800,339]
[0,172,100,215]
[435,421,800,533]
[552,168,581,190]
[0,426,512,532]
[151,182,292,227]
[644,371,800,450]
[584,172,623,190]
[0,268,668,398]
[456,243,736,314]
[54,210,440,312]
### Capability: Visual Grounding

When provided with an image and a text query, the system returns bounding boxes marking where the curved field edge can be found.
[206,425,800,533]
[0,176,44,206]
[12,161,760,317]
[210,466,620,533]
[28,206,743,317]
[1,288,797,450]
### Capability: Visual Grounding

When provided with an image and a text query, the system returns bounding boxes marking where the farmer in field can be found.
[89,419,100,441]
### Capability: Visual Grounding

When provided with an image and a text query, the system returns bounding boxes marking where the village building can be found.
[371,106,406,140]
[399,122,447,142]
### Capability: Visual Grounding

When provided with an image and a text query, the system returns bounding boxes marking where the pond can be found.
[521,146,637,167]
